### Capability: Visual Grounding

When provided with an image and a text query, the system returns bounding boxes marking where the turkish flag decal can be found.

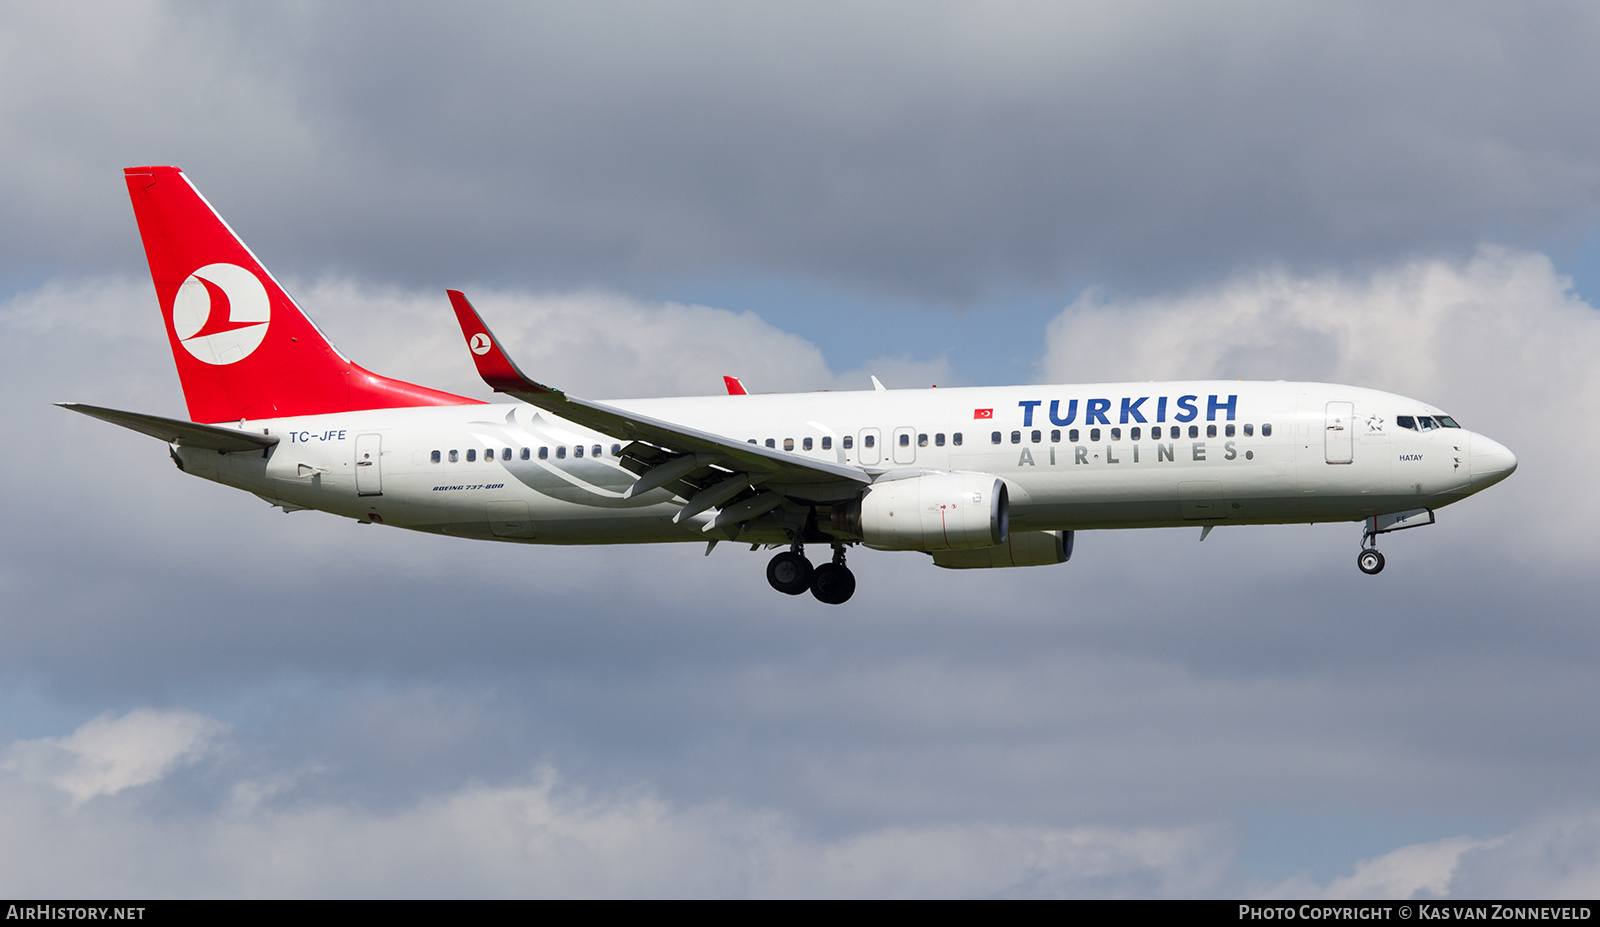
[974,408,993,419]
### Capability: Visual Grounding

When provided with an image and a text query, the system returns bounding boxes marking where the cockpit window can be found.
[1396,416,1416,430]
[1436,415,1460,428]
[1418,416,1439,431]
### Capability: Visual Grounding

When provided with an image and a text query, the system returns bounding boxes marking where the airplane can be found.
[61,166,1519,605]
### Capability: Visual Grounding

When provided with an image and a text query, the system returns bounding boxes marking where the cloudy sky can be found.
[3,1,1600,897]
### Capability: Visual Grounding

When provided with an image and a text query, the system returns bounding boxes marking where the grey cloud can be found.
[7,3,1600,300]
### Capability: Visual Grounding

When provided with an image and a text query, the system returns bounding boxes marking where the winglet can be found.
[447,290,561,396]
[723,375,748,395]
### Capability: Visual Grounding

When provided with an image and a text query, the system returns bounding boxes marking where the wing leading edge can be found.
[446,291,868,527]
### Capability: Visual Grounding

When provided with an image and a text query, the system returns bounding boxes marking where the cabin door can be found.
[1324,402,1354,465]
[355,433,383,496]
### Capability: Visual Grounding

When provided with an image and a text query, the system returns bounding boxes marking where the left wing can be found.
[447,291,868,526]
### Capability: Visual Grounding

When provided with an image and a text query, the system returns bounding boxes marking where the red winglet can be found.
[447,290,557,396]
[723,375,748,395]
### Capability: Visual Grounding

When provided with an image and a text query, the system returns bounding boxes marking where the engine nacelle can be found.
[931,530,1074,569]
[837,472,1008,551]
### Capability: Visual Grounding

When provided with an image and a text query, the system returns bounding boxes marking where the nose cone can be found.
[1470,433,1518,490]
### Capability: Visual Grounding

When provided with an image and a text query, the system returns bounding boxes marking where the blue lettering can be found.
[1120,397,1149,424]
[1086,398,1112,425]
[1049,399,1078,426]
[1206,394,1237,422]
[1018,400,1042,427]
[1174,395,1199,423]
[1157,396,1168,423]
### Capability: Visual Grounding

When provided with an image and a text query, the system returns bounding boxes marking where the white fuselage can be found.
[173,380,1516,547]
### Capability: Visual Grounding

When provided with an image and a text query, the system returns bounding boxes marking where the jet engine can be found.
[834,472,1008,551]
[931,530,1074,569]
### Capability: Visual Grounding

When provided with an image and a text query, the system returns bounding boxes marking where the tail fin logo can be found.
[469,333,493,355]
[171,262,271,365]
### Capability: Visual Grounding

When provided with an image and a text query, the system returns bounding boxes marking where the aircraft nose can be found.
[1470,433,1518,489]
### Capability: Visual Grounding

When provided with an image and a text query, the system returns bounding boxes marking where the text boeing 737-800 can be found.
[62,166,1518,605]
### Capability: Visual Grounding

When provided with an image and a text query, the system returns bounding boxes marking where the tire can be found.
[1357,549,1385,575]
[810,563,856,605]
[767,551,814,595]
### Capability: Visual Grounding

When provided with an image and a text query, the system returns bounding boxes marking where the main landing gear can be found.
[767,543,856,605]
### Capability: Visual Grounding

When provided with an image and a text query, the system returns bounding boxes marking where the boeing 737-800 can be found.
[62,166,1518,605]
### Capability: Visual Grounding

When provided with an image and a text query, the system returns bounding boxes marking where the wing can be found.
[59,403,280,452]
[446,291,868,528]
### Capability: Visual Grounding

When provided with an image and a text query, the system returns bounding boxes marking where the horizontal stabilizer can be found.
[58,403,279,452]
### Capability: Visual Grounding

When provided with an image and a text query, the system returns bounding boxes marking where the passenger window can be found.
[843,436,853,449]
[899,433,910,447]
[822,436,832,450]
[611,444,622,456]
[1189,425,1199,439]
[1206,424,1217,438]
[1031,430,1041,443]
[864,434,876,448]
[1152,426,1162,439]
[539,447,549,460]
[1225,424,1235,437]
[1262,423,1273,437]
[991,431,1002,444]
[1011,431,1021,444]
[574,445,584,458]
[503,448,512,461]
[521,447,530,460]
[935,433,946,447]
[1110,428,1121,441]
[1069,429,1079,442]
[1243,424,1253,437]
[803,437,813,451]
[784,438,795,451]
[918,433,928,447]
[1131,427,1141,441]
[747,439,757,444]
[593,445,602,457]
[1050,429,1060,443]
[449,450,459,462]
[466,449,477,462]
[953,433,963,446]
[556,446,566,459]
[765,438,776,448]
[1090,428,1101,442]
[431,450,441,463]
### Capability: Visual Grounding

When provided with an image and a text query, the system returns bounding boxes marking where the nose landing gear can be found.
[1357,518,1386,575]
[765,543,856,604]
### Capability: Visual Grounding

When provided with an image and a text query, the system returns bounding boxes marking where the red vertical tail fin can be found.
[124,166,478,423]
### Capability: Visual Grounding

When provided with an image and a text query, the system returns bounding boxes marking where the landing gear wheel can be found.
[810,563,856,605]
[767,551,814,595]
[1357,549,1386,575]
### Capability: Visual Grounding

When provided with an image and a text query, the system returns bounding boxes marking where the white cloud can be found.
[1042,246,1600,566]
[0,708,1224,897]
[1,709,225,804]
